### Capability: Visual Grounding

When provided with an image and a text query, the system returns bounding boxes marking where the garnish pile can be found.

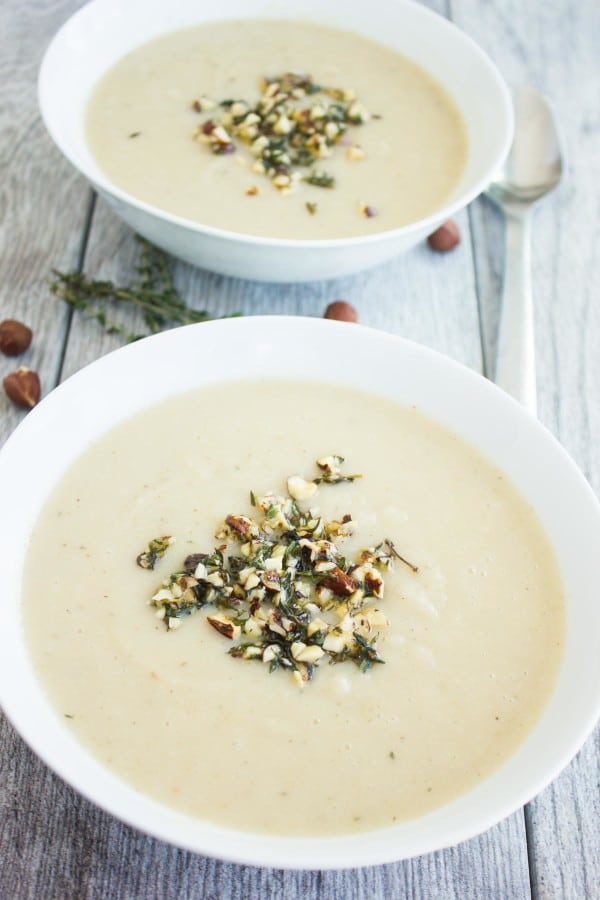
[193,72,373,204]
[137,456,417,687]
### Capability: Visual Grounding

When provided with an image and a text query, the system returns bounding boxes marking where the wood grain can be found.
[0,0,90,443]
[451,1,600,896]
[1,0,598,896]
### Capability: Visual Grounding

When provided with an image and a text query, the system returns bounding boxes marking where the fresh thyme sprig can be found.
[49,236,237,342]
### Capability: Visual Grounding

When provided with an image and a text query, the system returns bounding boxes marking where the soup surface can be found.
[23,381,563,836]
[86,20,467,239]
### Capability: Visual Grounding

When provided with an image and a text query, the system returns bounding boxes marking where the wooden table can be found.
[1,1,598,897]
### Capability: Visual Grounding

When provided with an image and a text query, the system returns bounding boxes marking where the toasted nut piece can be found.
[358,203,377,219]
[324,301,358,323]
[346,145,365,161]
[192,96,217,112]
[264,555,283,572]
[274,114,293,134]
[206,571,225,587]
[323,631,352,654]
[364,568,384,598]
[334,602,349,620]
[262,644,281,663]
[307,617,329,637]
[244,572,260,590]
[225,514,254,537]
[0,320,33,356]
[338,613,354,634]
[193,562,207,580]
[167,617,182,630]
[273,173,291,189]
[291,641,308,660]
[3,367,40,408]
[315,586,334,605]
[287,475,318,502]
[207,615,240,640]
[364,608,390,628]
[261,570,281,591]
[319,566,358,596]
[244,618,264,637]
[427,219,461,252]
[316,455,344,474]
[294,644,325,664]
[348,101,370,123]
[251,135,269,155]
[314,560,336,573]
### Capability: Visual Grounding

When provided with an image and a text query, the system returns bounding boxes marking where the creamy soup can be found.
[86,20,467,239]
[22,381,563,836]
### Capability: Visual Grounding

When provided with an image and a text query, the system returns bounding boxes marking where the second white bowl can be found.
[38,0,512,281]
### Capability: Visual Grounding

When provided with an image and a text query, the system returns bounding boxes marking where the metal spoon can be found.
[486,85,564,415]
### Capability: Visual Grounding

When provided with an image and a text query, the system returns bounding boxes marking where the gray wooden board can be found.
[0,0,92,445]
[0,0,597,897]
[451,1,600,897]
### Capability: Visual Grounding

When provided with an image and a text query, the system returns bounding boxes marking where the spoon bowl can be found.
[488,85,563,210]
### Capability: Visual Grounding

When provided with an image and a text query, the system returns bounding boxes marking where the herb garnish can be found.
[50,237,239,342]
[136,535,175,570]
[313,455,362,485]
[384,538,419,573]
[305,171,335,189]
[193,72,371,197]
[141,457,419,686]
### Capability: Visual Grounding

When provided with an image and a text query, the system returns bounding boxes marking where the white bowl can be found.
[1,317,599,869]
[38,0,513,282]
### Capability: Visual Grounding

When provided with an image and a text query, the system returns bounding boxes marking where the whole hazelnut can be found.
[0,319,33,356]
[3,367,41,409]
[427,220,461,253]
[324,301,358,323]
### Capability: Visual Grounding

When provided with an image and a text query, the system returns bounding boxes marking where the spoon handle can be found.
[494,212,537,415]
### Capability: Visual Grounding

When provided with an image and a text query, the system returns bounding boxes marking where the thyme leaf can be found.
[136,535,175,570]
[50,237,240,342]
[385,538,419,573]
[305,171,335,189]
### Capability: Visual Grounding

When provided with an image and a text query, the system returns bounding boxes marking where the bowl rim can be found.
[1,316,600,869]
[37,0,514,249]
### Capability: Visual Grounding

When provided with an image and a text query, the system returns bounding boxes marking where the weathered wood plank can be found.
[0,0,91,444]
[61,199,482,378]
[452,0,600,896]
